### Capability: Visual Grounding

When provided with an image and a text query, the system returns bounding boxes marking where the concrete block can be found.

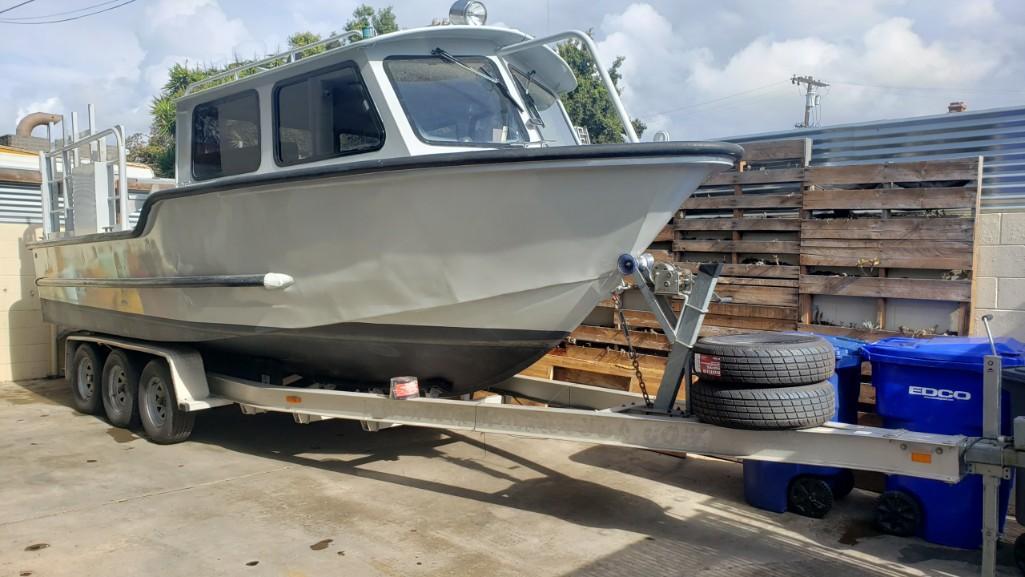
[1002,212,1025,245]
[0,308,44,329]
[0,342,51,364]
[4,324,52,346]
[977,213,1001,246]
[997,278,1025,310]
[0,360,50,382]
[975,276,997,309]
[974,309,1025,340]
[976,245,1025,277]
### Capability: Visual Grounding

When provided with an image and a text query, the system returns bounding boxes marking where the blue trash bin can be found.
[743,334,864,516]
[862,336,1025,549]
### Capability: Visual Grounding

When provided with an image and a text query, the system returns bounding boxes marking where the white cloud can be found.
[0,0,1022,145]
[591,3,1016,138]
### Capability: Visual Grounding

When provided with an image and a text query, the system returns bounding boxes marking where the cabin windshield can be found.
[384,56,529,146]
[509,68,577,147]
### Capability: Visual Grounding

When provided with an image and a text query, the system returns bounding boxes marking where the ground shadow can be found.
[12,378,1018,576]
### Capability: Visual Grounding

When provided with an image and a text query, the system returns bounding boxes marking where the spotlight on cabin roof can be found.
[449,0,487,26]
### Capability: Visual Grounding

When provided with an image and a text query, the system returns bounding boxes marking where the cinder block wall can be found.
[0,222,52,381]
[974,210,1025,340]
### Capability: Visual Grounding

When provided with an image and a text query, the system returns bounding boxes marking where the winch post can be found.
[623,255,721,413]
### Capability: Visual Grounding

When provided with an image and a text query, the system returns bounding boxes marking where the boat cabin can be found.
[174,18,614,186]
[36,2,639,238]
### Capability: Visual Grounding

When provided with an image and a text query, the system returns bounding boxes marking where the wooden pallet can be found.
[798,158,981,340]
[521,144,984,396]
[673,139,810,334]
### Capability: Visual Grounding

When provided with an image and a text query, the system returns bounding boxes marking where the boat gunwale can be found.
[28,141,743,249]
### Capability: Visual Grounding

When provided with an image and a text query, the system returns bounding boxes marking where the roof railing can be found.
[184,30,364,96]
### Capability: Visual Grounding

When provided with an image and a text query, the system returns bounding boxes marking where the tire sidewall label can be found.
[695,353,721,377]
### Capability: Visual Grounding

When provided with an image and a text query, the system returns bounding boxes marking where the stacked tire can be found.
[690,333,836,430]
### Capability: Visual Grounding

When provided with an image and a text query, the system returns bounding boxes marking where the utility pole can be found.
[791,75,829,128]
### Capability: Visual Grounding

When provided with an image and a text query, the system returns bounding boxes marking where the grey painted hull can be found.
[32,146,737,392]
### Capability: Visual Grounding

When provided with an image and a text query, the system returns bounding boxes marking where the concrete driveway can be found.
[1,379,1018,577]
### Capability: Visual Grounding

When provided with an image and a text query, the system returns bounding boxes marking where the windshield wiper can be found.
[430,47,524,113]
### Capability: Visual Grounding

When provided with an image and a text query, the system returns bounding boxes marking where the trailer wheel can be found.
[690,380,835,430]
[692,333,835,386]
[69,343,104,415]
[788,476,834,519]
[101,350,142,428]
[138,359,195,444]
[875,490,922,537]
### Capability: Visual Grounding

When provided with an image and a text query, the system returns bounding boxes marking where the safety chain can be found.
[611,288,653,408]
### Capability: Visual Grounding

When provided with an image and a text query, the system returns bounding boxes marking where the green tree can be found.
[558,37,645,144]
[288,31,325,58]
[345,4,398,36]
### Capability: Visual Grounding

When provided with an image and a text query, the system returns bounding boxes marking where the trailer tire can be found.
[69,343,104,415]
[690,380,835,430]
[692,333,835,387]
[138,359,195,444]
[101,349,142,428]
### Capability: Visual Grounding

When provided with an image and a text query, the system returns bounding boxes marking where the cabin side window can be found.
[191,91,261,181]
[274,62,385,165]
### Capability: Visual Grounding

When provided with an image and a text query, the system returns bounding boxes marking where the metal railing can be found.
[184,30,365,96]
[39,123,128,238]
[498,30,639,143]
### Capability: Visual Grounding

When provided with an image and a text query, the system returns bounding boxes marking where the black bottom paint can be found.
[44,300,565,394]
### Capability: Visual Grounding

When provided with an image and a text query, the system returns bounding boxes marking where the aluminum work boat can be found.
[30,2,742,394]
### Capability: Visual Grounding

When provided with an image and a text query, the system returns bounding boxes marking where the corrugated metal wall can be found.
[720,104,1025,210]
[0,182,153,225]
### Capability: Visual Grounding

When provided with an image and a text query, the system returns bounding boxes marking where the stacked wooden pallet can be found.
[674,139,809,335]
[798,159,981,341]
[521,142,983,397]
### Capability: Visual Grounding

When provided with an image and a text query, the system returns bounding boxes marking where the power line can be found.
[651,80,787,116]
[0,0,137,23]
[0,0,35,15]
[831,80,1025,95]
[1,0,123,21]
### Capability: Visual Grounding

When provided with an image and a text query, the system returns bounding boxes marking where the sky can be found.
[1,0,1024,141]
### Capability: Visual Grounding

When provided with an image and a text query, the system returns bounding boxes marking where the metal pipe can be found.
[15,112,61,137]
[498,30,639,143]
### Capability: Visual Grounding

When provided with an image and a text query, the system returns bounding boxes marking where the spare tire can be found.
[690,380,835,430]
[693,333,835,386]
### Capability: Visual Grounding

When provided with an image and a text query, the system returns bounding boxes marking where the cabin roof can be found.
[178,25,576,105]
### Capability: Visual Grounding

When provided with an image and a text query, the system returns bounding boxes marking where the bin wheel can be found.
[832,470,856,501]
[1014,533,1025,575]
[138,359,195,444]
[101,349,142,428]
[788,476,834,519]
[69,343,104,415]
[875,490,921,537]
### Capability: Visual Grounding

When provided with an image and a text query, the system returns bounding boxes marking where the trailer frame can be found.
[61,255,1025,577]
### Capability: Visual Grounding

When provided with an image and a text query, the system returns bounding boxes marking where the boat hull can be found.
[32,144,740,392]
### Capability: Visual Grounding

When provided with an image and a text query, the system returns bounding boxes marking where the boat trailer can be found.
[65,255,1025,577]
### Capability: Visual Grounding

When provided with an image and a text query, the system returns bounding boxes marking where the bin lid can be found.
[862,336,1025,371]
[1004,366,1025,387]
[812,334,865,369]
